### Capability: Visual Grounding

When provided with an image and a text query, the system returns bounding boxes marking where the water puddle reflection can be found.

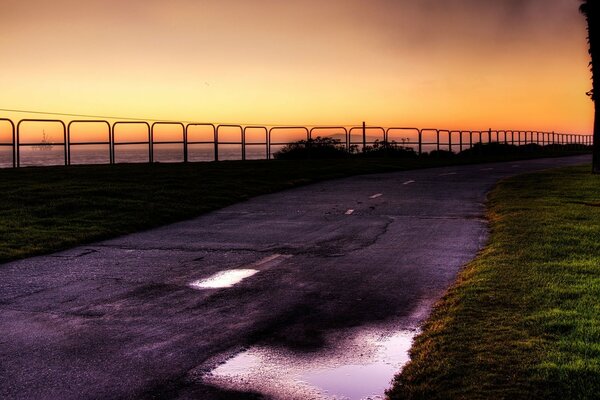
[202,327,418,400]
[301,331,414,399]
[190,269,259,289]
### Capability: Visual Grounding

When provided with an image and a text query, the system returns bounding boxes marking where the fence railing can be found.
[0,117,593,168]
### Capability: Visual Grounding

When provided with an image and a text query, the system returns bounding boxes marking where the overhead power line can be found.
[0,108,364,128]
[0,108,210,123]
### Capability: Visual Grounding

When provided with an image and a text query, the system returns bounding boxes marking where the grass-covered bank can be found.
[0,150,589,264]
[387,165,600,399]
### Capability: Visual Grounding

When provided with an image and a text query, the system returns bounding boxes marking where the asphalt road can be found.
[0,155,591,399]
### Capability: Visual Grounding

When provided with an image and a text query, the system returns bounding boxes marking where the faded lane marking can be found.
[345,209,355,215]
[402,180,416,185]
[439,172,458,176]
[190,254,290,290]
[480,168,494,171]
[253,253,286,266]
[190,269,259,289]
[369,193,383,199]
[512,165,520,168]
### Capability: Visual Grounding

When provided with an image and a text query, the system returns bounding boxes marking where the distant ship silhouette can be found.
[32,130,53,151]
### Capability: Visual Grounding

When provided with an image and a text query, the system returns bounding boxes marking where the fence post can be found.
[149,128,153,163]
[242,127,246,161]
[63,126,68,166]
[12,121,16,168]
[214,128,219,161]
[16,124,19,167]
[362,121,366,152]
[109,124,114,164]
[267,129,271,160]
[183,125,188,163]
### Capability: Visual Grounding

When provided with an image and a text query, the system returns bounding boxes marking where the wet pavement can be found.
[0,155,591,399]
[201,308,427,399]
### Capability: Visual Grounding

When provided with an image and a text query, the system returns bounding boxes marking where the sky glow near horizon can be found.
[0,0,594,133]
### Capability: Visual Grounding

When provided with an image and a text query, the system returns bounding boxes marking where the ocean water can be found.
[0,144,288,168]
[0,141,451,169]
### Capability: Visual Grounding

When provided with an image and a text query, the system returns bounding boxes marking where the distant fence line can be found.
[0,117,593,168]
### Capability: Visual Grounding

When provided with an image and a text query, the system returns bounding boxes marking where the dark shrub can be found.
[362,140,418,158]
[459,142,519,157]
[273,136,350,160]
[427,149,456,158]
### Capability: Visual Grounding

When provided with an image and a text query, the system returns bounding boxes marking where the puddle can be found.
[201,327,418,400]
[301,331,414,399]
[190,269,259,289]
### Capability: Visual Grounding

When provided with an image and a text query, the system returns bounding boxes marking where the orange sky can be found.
[0,0,594,133]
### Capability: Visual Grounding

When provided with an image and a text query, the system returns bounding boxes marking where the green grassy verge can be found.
[387,165,600,400]
[0,151,589,264]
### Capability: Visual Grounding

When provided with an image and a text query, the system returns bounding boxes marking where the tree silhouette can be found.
[580,0,600,173]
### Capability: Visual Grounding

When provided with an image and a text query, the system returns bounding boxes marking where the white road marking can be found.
[402,180,416,185]
[253,254,285,267]
[345,209,355,215]
[439,172,458,176]
[189,254,290,290]
[369,193,383,199]
[190,269,259,289]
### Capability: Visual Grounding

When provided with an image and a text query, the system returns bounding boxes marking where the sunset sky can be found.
[0,0,594,133]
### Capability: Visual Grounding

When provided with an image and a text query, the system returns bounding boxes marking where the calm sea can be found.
[0,141,435,169]
[0,144,288,168]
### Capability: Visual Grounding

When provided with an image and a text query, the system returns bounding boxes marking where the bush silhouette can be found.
[362,140,417,158]
[273,137,351,160]
[274,137,590,160]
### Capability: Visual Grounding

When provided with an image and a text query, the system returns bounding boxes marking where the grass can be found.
[387,165,600,400]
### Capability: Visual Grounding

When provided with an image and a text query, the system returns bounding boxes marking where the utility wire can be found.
[1,108,586,135]
[0,108,364,128]
[0,108,167,122]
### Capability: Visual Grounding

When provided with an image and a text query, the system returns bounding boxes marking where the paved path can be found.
[0,155,591,399]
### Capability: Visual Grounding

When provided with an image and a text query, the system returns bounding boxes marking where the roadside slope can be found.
[388,165,600,400]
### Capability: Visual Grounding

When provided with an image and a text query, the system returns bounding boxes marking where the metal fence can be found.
[0,117,593,168]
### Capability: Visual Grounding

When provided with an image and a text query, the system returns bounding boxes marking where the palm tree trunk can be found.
[581,0,599,173]
[594,104,600,173]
